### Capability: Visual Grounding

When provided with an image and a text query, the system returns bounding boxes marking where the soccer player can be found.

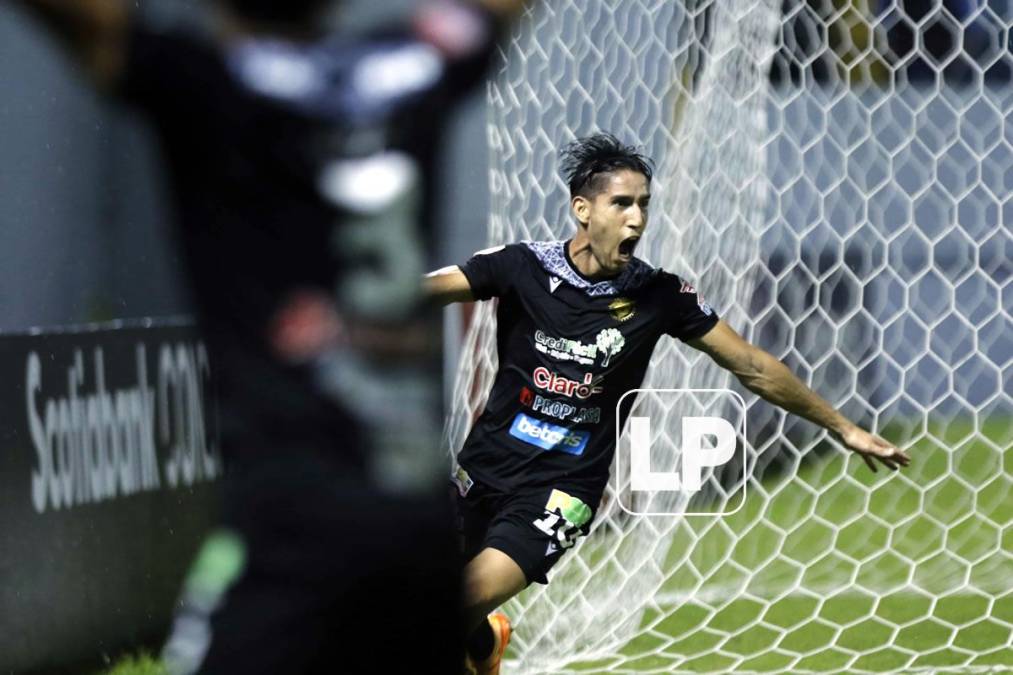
[7,0,524,673]
[425,133,911,674]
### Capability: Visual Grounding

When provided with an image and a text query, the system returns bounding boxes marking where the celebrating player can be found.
[7,0,525,673]
[425,132,911,674]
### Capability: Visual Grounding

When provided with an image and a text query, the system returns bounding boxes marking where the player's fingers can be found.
[878,443,911,468]
[892,449,911,466]
[877,454,899,470]
[861,453,878,473]
[873,438,910,464]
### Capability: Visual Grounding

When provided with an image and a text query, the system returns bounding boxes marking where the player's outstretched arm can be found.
[688,320,911,473]
[6,0,128,87]
[423,266,475,305]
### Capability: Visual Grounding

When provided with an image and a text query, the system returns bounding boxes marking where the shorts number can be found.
[533,489,592,550]
[533,512,582,549]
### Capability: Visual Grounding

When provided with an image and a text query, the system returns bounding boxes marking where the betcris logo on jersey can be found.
[509,413,590,456]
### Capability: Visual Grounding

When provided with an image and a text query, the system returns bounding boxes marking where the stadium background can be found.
[0,0,1010,673]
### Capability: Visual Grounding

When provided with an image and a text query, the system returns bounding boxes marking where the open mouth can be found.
[618,236,640,258]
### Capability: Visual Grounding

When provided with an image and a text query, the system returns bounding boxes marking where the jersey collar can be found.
[523,240,654,297]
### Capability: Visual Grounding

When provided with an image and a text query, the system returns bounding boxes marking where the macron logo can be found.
[549,276,562,294]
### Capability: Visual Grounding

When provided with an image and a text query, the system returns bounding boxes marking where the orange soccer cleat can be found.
[470,612,512,675]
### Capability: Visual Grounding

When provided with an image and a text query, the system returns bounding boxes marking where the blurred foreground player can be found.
[8,0,524,672]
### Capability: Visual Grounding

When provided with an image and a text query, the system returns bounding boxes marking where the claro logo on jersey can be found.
[532,367,604,399]
[509,413,590,456]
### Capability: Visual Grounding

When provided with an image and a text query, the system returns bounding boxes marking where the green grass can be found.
[96,653,165,675]
[514,418,1013,673]
[95,420,1012,673]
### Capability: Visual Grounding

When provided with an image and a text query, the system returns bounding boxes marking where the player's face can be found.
[575,169,651,275]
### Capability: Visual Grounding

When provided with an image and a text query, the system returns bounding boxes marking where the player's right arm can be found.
[6,0,129,87]
[423,243,519,305]
[423,266,475,305]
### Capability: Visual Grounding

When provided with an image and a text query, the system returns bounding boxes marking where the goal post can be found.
[446,1,1012,671]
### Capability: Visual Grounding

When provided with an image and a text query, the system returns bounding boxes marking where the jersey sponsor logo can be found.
[549,276,563,293]
[534,330,598,365]
[680,281,714,316]
[532,367,604,399]
[528,394,601,424]
[609,297,636,322]
[231,42,324,101]
[509,413,590,455]
[519,386,536,407]
[534,328,626,367]
[354,43,444,102]
[595,328,626,367]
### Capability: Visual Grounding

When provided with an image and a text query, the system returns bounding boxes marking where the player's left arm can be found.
[688,320,911,473]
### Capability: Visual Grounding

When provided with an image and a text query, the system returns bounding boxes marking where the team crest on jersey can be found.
[609,297,636,322]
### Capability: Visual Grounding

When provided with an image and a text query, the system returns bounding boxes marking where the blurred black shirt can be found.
[118,3,499,486]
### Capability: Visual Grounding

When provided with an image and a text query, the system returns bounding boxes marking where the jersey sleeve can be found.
[459,244,526,300]
[663,274,720,342]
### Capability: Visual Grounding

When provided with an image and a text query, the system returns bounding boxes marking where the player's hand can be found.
[834,425,911,473]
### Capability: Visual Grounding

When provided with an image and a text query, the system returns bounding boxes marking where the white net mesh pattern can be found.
[445,1,1013,671]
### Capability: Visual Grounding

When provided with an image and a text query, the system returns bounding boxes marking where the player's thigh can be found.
[463,546,528,608]
[455,479,503,562]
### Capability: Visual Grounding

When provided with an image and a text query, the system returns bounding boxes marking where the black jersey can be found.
[117,5,499,481]
[457,241,719,502]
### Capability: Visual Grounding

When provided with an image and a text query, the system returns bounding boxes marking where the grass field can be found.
[99,422,1010,674]
[510,418,1012,673]
[98,653,164,675]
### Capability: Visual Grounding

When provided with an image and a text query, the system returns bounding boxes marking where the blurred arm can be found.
[688,320,911,472]
[8,0,128,87]
[423,266,475,305]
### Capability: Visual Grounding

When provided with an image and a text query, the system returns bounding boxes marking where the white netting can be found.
[446,1,1013,672]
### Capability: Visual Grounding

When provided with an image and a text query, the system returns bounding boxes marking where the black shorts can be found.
[163,448,462,675]
[454,471,598,585]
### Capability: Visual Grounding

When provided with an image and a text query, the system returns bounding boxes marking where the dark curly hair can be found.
[559,133,654,198]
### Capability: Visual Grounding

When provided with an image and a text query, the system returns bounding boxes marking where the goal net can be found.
[445,1,1012,671]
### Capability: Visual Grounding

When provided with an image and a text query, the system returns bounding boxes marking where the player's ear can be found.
[571,195,591,225]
